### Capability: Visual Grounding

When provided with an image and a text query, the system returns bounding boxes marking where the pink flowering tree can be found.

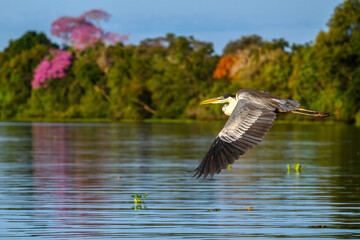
[32,49,72,89]
[51,9,128,50]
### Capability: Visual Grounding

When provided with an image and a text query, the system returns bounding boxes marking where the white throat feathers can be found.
[222,97,237,116]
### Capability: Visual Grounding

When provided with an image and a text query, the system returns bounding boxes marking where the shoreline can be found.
[0,117,340,125]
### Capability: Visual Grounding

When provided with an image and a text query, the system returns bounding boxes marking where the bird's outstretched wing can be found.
[194,99,276,179]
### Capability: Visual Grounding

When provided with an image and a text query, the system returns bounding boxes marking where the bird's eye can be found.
[218,96,224,100]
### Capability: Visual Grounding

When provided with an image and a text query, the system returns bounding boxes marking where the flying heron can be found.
[194,88,331,179]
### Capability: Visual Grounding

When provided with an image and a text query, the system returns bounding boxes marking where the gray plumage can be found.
[194,89,316,179]
[236,89,300,112]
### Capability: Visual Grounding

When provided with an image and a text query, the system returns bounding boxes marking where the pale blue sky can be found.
[1,0,343,54]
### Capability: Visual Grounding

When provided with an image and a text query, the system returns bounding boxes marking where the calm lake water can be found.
[0,122,359,239]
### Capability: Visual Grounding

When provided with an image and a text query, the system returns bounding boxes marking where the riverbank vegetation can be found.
[0,0,359,124]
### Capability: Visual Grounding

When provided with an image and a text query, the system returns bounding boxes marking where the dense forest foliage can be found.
[1,0,360,124]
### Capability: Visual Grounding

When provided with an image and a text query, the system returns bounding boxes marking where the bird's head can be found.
[200,94,236,105]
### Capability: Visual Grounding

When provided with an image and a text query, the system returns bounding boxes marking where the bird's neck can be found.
[222,98,237,116]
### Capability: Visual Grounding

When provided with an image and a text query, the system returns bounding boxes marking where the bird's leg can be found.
[290,110,331,118]
[296,108,323,113]
[290,111,318,117]
[277,108,331,117]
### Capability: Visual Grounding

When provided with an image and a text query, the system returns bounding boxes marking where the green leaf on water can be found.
[287,164,291,172]
[287,163,303,173]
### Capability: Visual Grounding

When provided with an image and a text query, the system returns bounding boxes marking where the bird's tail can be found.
[290,108,331,118]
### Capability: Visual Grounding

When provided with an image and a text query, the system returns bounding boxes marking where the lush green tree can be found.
[311,0,360,122]
[289,44,319,109]
[1,1,360,123]
[0,44,51,118]
[263,38,289,51]
[228,39,292,96]
[223,35,264,55]
[0,31,54,64]
[107,44,154,119]
[26,45,110,119]
[146,34,217,119]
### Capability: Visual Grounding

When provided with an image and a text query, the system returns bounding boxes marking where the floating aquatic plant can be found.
[287,163,303,173]
[131,193,147,210]
[132,193,147,204]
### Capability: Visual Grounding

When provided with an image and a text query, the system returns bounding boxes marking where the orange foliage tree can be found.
[213,54,238,79]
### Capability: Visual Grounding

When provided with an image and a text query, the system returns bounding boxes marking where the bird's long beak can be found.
[200,97,220,105]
